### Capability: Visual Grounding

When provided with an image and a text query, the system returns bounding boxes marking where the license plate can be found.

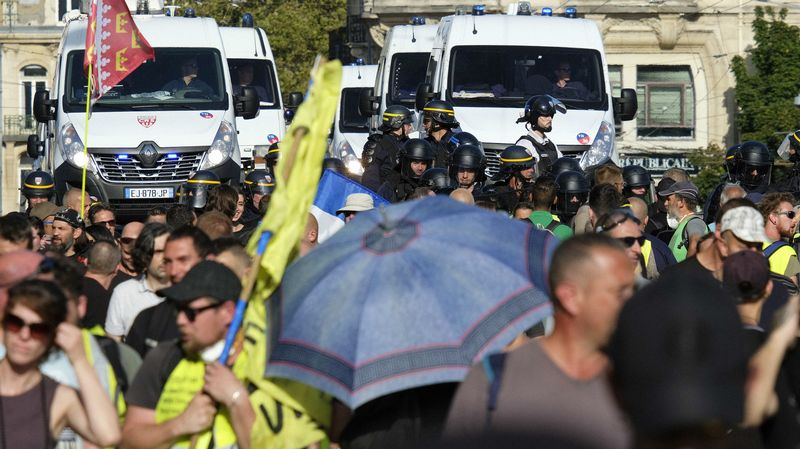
[124,187,174,199]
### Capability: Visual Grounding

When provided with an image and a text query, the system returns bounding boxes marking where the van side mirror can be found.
[358,87,376,117]
[33,90,56,123]
[286,91,304,109]
[235,86,259,120]
[415,83,435,111]
[27,134,43,159]
[614,88,638,122]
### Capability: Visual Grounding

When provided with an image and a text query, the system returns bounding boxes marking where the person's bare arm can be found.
[203,363,255,449]
[121,394,215,449]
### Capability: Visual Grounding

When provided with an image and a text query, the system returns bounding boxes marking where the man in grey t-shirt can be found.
[443,234,635,449]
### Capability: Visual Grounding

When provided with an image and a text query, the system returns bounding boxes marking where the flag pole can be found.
[80,64,92,220]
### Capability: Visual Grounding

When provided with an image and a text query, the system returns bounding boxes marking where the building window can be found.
[636,65,694,139]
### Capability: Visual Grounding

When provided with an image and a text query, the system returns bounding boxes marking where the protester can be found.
[336,193,375,224]
[63,188,92,218]
[627,197,676,279]
[117,221,143,279]
[758,192,800,286]
[528,178,572,240]
[122,261,254,449]
[443,234,634,448]
[300,213,319,257]
[595,209,646,282]
[82,241,121,331]
[449,188,475,206]
[145,205,168,224]
[0,212,34,254]
[211,237,252,280]
[104,223,170,341]
[50,209,89,262]
[166,203,196,229]
[87,202,116,236]
[196,210,233,239]
[658,180,708,262]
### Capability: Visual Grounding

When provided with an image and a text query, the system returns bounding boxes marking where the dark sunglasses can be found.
[617,235,646,248]
[556,67,571,72]
[175,302,224,322]
[119,236,136,245]
[3,313,52,341]
[94,219,116,227]
[776,210,797,219]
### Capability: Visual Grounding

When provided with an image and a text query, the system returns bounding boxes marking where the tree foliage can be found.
[688,143,726,198]
[181,0,346,96]
[732,6,800,149]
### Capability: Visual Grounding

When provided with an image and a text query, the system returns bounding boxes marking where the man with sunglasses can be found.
[117,221,143,279]
[758,192,800,287]
[596,209,647,283]
[550,62,589,100]
[123,261,254,449]
[88,203,117,237]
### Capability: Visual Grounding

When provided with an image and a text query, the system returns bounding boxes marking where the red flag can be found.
[84,0,154,108]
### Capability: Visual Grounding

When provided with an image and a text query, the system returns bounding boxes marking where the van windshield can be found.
[389,52,428,108]
[64,48,227,112]
[227,58,280,109]
[447,46,607,110]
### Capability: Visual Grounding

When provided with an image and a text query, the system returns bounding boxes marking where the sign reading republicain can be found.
[619,154,698,175]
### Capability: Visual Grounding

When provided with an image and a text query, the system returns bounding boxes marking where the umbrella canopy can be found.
[266,196,558,409]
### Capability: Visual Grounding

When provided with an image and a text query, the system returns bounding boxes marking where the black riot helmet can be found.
[550,157,582,178]
[493,145,536,183]
[420,168,455,194]
[179,170,221,209]
[422,100,459,128]
[397,138,435,179]
[266,142,280,173]
[724,144,742,182]
[555,170,590,216]
[447,131,483,153]
[622,165,652,199]
[322,157,347,175]
[381,105,414,131]
[736,141,773,189]
[449,144,487,183]
[243,169,275,198]
[22,170,55,201]
[516,95,566,127]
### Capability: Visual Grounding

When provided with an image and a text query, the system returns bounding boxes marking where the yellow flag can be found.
[244,58,342,449]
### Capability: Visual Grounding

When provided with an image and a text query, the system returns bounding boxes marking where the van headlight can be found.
[200,121,235,170]
[59,123,96,172]
[338,141,363,176]
[579,121,615,170]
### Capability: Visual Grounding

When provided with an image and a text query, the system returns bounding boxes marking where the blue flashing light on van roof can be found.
[564,7,577,18]
[541,7,553,16]
[410,16,426,25]
[242,13,254,27]
[183,7,196,17]
[350,58,365,66]
[472,4,486,15]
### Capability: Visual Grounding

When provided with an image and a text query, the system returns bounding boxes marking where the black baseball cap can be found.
[608,273,747,437]
[722,250,771,303]
[53,208,84,229]
[157,261,242,304]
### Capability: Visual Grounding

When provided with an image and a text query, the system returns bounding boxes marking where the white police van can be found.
[330,62,377,177]
[416,3,637,176]
[220,19,287,170]
[359,18,437,134]
[29,3,258,218]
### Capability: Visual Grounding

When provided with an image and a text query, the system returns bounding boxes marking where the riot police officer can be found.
[378,138,435,203]
[489,145,537,214]
[622,165,652,201]
[420,168,455,195]
[422,100,460,169]
[554,170,590,222]
[449,144,486,193]
[21,170,55,211]
[550,157,583,178]
[179,170,221,212]
[703,141,773,222]
[515,95,566,175]
[446,131,482,154]
[362,105,414,191]
[242,169,274,218]
[265,142,280,176]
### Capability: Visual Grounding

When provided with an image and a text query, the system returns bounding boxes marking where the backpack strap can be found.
[95,335,128,392]
[482,352,508,429]
[679,216,708,248]
[545,219,561,233]
[764,241,790,259]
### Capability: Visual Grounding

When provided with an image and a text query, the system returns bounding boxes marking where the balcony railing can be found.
[4,114,36,137]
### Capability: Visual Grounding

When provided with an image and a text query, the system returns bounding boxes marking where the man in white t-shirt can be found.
[105,223,171,340]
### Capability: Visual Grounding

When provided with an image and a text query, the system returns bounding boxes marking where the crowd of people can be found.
[1,92,800,449]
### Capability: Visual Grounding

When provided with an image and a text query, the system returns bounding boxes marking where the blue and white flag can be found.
[311,170,389,243]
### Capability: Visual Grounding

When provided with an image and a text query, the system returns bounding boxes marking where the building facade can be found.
[346,0,796,175]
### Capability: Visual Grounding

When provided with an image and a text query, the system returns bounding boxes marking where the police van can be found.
[330,62,377,177]
[416,3,637,176]
[29,3,258,218]
[359,18,437,134]
[220,19,287,170]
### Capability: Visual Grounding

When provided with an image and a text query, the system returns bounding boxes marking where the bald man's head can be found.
[64,189,90,213]
[627,197,648,229]
[449,188,475,206]
[300,213,318,257]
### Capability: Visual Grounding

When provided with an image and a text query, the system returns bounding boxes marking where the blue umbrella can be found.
[266,196,558,409]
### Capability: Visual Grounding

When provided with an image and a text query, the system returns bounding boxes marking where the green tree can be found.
[688,143,726,199]
[181,0,346,96]
[732,6,800,149]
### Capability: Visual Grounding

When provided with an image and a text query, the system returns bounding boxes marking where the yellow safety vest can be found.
[154,356,243,449]
[762,241,797,276]
[81,329,125,419]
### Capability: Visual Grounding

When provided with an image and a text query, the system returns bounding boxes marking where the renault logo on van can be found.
[137,116,157,128]
[139,144,159,168]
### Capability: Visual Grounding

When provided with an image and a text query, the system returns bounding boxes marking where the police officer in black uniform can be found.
[622,164,652,201]
[242,169,274,220]
[703,141,773,222]
[265,142,280,177]
[515,95,565,175]
[488,145,537,214]
[420,168,455,195]
[378,138,435,203]
[21,170,55,212]
[550,157,583,178]
[179,170,221,214]
[448,144,486,193]
[446,131,482,154]
[362,105,414,191]
[554,170,590,223]
[422,100,460,169]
